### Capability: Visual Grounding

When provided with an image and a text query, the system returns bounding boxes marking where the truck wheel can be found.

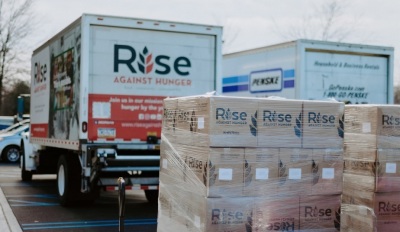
[21,153,32,181]
[2,146,20,163]
[144,190,159,203]
[57,155,80,206]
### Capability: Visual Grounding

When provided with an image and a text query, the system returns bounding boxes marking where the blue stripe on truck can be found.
[223,84,249,93]
[284,80,295,88]
[283,69,295,78]
[222,75,249,85]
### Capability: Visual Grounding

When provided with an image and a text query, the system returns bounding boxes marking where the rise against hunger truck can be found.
[221,39,394,104]
[21,14,222,206]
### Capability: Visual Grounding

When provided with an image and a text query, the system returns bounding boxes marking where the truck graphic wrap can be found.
[88,25,216,141]
[222,39,393,104]
[31,24,81,140]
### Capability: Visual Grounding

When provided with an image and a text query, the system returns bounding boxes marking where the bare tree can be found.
[273,0,363,42]
[0,0,35,114]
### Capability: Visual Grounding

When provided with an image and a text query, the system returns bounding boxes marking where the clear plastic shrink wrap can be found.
[158,95,344,231]
[342,105,400,231]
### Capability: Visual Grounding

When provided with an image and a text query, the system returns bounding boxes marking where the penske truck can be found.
[221,39,394,104]
[21,14,222,206]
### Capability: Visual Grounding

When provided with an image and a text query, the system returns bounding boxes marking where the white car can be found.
[0,124,29,163]
[0,119,30,134]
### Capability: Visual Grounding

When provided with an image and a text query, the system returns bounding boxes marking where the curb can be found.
[0,187,22,232]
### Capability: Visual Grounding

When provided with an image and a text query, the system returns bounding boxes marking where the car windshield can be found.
[0,120,29,134]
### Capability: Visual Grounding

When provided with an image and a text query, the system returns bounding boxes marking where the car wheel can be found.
[2,146,20,163]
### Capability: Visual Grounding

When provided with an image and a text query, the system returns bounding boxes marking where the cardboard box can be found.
[159,141,186,186]
[162,97,178,135]
[343,159,376,179]
[206,148,245,197]
[252,195,299,232]
[342,191,400,232]
[344,105,400,149]
[243,148,279,196]
[343,149,400,192]
[302,100,344,149]
[158,186,254,232]
[340,204,376,232]
[343,173,376,193]
[299,194,341,231]
[278,148,313,195]
[376,148,400,192]
[257,98,303,148]
[160,141,245,198]
[175,95,258,147]
[311,149,343,195]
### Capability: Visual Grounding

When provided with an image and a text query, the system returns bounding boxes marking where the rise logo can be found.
[304,206,332,217]
[263,110,292,123]
[379,201,400,212]
[211,208,244,224]
[114,45,191,76]
[382,114,400,126]
[308,112,336,124]
[265,221,295,231]
[216,108,247,121]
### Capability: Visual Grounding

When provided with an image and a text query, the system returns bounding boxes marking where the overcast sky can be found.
[31,0,400,85]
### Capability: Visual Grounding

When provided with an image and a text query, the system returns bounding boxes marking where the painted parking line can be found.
[9,199,59,207]
[7,194,58,207]
[7,194,57,199]
[21,218,157,230]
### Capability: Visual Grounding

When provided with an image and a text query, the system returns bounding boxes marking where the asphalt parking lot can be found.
[0,162,158,232]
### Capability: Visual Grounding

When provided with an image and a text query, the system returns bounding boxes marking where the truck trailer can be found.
[21,14,222,206]
[221,39,394,104]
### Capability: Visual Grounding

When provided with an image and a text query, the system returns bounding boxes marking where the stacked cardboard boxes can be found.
[158,95,344,231]
[342,105,400,231]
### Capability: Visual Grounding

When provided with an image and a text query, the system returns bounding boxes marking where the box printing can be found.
[162,97,178,137]
[278,148,312,196]
[302,100,344,149]
[299,194,341,231]
[243,148,279,196]
[252,196,299,231]
[310,149,343,195]
[257,98,303,148]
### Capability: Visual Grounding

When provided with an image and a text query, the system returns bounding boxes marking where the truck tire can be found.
[21,153,32,181]
[57,154,80,206]
[144,190,159,204]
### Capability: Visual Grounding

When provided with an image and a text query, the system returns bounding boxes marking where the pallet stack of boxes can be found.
[341,105,400,232]
[158,94,344,231]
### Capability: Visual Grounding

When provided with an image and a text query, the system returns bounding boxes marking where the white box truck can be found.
[221,39,394,104]
[21,14,222,206]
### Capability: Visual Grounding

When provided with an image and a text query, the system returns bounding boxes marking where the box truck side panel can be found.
[88,25,217,141]
[221,45,296,98]
[303,50,389,104]
[31,23,82,143]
